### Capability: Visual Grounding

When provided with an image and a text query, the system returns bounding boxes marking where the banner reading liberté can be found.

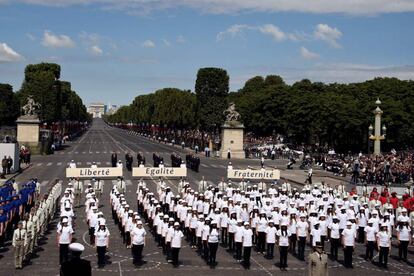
[132,167,187,177]
[227,168,280,180]
[66,167,123,178]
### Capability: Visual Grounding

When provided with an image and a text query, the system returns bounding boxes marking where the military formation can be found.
[10,180,61,269]
[3,163,414,274]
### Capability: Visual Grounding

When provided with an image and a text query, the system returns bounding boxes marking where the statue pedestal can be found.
[220,122,244,159]
[16,115,41,154]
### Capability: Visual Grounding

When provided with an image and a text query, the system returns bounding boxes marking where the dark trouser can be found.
[221,228,228,246]
[197,237,202,254]
[166,242,171,260]
[132,244,144,265]
[298,237,306,260]
[399,240,409,260]
[379,246,389,267]
[243,246,251,267]
[190,228,196,246]
[257,232,266,252]
[344,246,353,268]
[279,246,288,268]
[358,227,365,243]
[59,244,69,264]
[126,231,131,246]
[289,234,297,254]
[252,228,256,244]
[97,246,106,266]
[89,227,95,245]
[366,241,375,259]
[235,242,242,260]
[228,233,235,251]
[321,235,326,250]
[203,240,209,260]
[163,203,170,215]
[171,247,180,266]
[330,238,340,260]
[208,242,218,264]
[266,243,274,258]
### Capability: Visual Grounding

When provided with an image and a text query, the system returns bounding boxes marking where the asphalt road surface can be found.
[1,118,414,276]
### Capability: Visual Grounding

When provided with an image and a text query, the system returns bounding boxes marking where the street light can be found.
[368,124,373,154]
[368,98,386,155]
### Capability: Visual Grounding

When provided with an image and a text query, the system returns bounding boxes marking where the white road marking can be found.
[46,162,52,166]
[37,163,42,167]
[57,162,62,166]
[75,152,79,154]
[210,164,218,168]
[96,151,100,154]
[106,162,111,165]
[96,162,101,165]
[201,164,208,168]
[86,162,91,165]
[82,152,86,154]
[126,180,132,186]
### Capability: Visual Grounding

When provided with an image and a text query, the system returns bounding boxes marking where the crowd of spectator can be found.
[316,151,414,185]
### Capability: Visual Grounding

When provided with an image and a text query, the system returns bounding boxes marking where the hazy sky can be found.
[0,1,413,105]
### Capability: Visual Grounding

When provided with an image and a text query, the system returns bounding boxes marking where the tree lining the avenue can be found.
[0,62,90,125]
[108,68,414,152]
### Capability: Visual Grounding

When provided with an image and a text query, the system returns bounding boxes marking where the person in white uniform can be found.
[95,223,110,268]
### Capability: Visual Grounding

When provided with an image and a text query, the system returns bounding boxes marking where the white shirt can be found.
[277,229,291,246]
[235,225,244,242]
[58,226,74,244]
[208,228,220,243]
[297,220,309,237]
[364,226,377,241]
[342,228,355,246]
[397,226,411,241]
[265,226,277,243]
[329,223,340,239]
[171,230,184,248]
[311,228,321,246]
[131,227,146,245]
[257,218,268,232]
[242,228,253,247]
[376,231,391,247]
[95,229,110,247]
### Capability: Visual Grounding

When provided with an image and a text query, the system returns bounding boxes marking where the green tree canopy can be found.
[195,67,229,130]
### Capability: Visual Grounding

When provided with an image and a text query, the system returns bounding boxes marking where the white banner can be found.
[227,169,280,180]
[66,167,123,178]
[132,167,187,177]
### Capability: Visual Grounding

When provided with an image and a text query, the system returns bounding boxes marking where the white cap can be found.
[346,221,352,226]
[174,222,180,226]
[69,243,85,252]
[137,221,143,225]
[62,218,69,223]
[244,222,249,226]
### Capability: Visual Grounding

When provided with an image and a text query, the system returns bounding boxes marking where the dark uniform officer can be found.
[60,242,91,276]
[111,152,118,167]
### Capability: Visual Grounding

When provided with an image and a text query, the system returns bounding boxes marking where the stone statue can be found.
[223,102,241,122]
[22,95,41,116]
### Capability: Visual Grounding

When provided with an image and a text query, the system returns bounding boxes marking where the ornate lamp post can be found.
[369,98,386,155]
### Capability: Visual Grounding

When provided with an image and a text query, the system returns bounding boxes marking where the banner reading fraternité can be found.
[227,169,280,180]
[132,167,187,177]
[66,167,123,178]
